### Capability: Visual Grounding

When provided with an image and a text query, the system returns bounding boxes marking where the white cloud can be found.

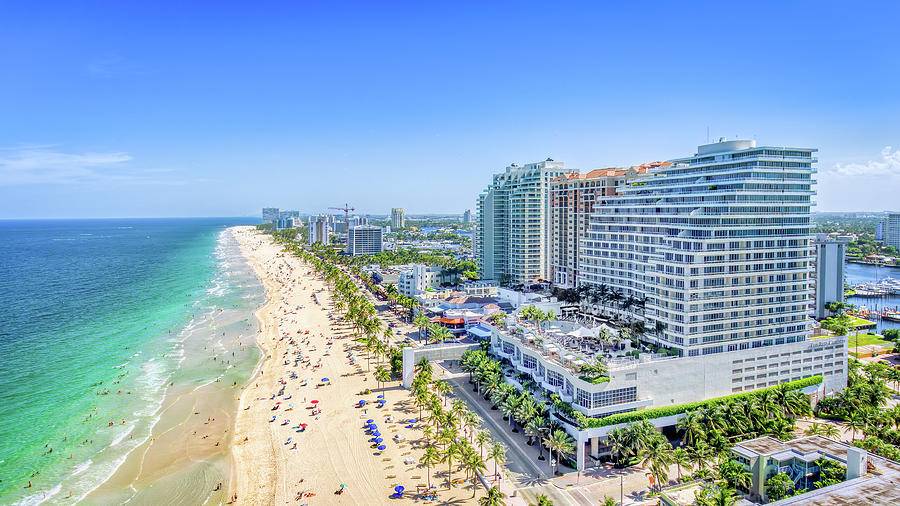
[832,146,900,177]
[0,146,186,186]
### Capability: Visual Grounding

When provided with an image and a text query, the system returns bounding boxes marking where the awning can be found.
[468,327,492,338]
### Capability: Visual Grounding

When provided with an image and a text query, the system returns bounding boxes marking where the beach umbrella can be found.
[366,419,374,423]
[408,419,417,423]
[377,394,384,399]
[377,445,386,450]
[321,377,330,382]
[310,400,319,404]
[300,423,308,427]
[374,437,383,443]
[395,485,404,493]
[372,431,381,437]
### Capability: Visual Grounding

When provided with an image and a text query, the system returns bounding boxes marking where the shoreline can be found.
[81,227,264,505]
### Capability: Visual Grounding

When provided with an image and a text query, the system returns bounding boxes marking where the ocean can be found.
[0,218,263,504]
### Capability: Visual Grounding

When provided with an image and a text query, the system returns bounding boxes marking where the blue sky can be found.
[1,1,898,218]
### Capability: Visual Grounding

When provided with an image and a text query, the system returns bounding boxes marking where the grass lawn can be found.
[846,315,876,327]
[847,333,891,347]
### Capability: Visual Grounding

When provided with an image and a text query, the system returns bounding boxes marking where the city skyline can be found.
[2,2,899,219]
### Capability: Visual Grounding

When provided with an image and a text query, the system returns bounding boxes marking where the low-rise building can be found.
[398,264,442,296]
[731,435,900,505]
[487,318,846,470]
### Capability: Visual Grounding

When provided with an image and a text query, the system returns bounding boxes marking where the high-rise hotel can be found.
[580,139,817,356]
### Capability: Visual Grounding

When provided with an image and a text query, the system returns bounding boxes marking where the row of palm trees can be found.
[409,358,509,503]
[460,350,579,475]
[280,236,509,503]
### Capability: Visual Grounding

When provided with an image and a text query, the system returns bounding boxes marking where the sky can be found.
[1,1,899,218]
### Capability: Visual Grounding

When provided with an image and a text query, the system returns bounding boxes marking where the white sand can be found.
[229,228,486,505]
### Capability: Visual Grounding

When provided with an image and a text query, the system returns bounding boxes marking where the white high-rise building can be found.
[580,139,816,356]
[475,159,567,286]
[391,208,405,229]
[347,225,383,256]
[813,234,850,318]
[882,213,900,251]
[463,209,473,223]
[308,215,334,246]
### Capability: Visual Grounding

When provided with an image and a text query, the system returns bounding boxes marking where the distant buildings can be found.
[274,217,295,230]
[882,212,900,251]
[813,234,850,318]
[549,164,658,288]
[308,214,334,246]
[347,225,383,256]
[262,207,280,222]
[463,209,473,223]
[335,215,369,234]
[280,210,300,219]
[475,159,567,285]
[391,208,405,229]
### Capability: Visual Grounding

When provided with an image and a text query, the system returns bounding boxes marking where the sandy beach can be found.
[230,227,487,505]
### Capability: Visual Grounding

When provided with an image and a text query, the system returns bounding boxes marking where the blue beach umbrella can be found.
[377,445,386,450]
[366,419,374,423]
[372,431,381,437]
[321,377,330,382]
[377,394,384,399]
[395,485,404,493]
[374,437,383,443]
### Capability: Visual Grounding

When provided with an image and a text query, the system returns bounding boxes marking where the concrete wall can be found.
[401,343,480,388]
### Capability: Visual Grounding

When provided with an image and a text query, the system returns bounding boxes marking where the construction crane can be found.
[328,203,355,235]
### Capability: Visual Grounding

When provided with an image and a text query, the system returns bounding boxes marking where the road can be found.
[447,373,578,506]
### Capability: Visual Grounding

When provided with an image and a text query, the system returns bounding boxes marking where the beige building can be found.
[549,164,660,288]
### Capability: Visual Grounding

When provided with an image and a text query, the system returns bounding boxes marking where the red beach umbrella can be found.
[310,400,319,404]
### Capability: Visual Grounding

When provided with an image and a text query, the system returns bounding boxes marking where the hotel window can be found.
[502,342,514,355]
[592,387,637,407]
[576,388,592,408]
[565,380,574,397]
[523,355,537,370]
[547,370,564,388]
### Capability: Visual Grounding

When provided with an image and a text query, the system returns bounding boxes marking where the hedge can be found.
[580,376,611,384]
[575,375,823,429]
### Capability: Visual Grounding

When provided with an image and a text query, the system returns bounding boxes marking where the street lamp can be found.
[537,427,549,461]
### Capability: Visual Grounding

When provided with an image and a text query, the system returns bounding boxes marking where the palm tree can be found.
[820,423,841,440]
[607,429,627,466]
[545,430,575,475]
[488,442,506,481]
[677,410,705,447]
[464,454,488,497]
[847,411,867,442]
[375,365,391,400]
[421,444,440,490]
[434,379,451,406]
[687,442,711,471]
[443,441,461,489]
[673,447,691,482]
[463,410,479,442]
[804,422,824,436]
[478,486,506,506]
[414,312,430,343]
[530,494,554,506]
[639,436,673,491]
[475,430,491,459]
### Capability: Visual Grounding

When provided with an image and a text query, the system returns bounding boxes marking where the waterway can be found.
[845,262,900,333]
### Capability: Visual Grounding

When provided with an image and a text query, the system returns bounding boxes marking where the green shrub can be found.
[579,375,611,384]
[575,376,823,428]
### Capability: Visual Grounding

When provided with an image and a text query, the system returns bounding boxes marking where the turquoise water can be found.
[0,218,261,504]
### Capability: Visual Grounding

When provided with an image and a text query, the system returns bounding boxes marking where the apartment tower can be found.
[475,159,567,285]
